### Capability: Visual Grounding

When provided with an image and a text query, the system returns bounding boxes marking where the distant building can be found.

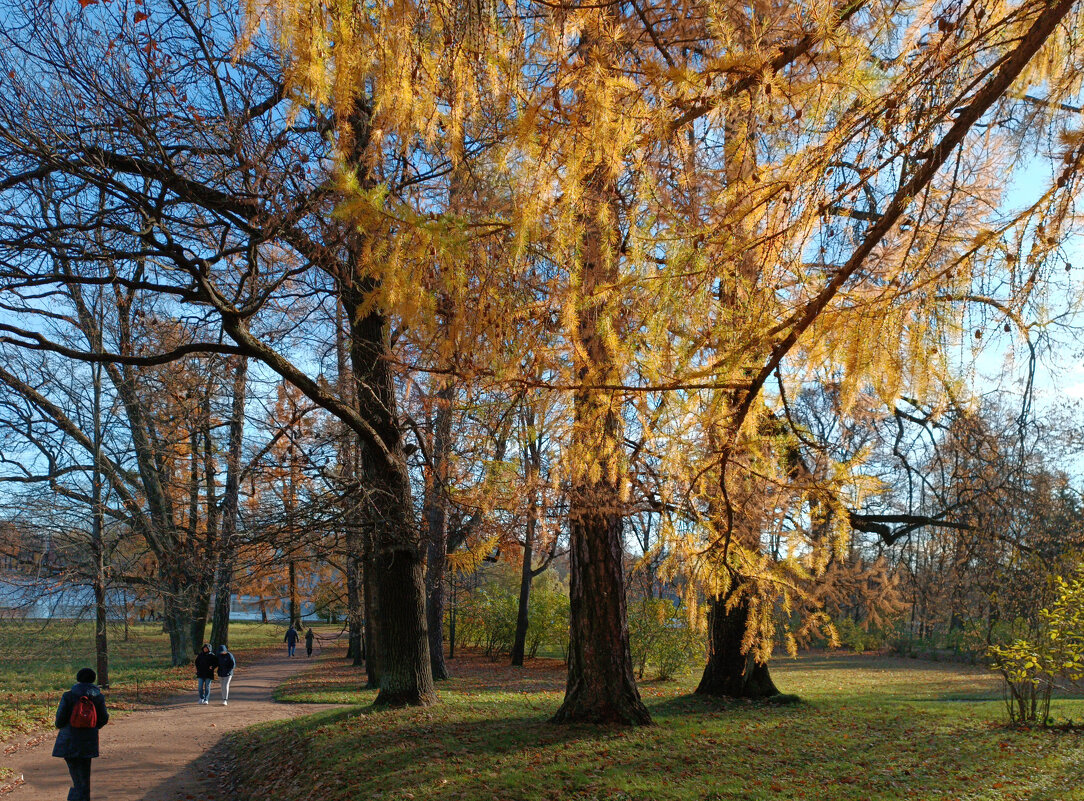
[0,521,101,618]
[226,593,316,622]
[0,577,133,620]
[1,521,321,622]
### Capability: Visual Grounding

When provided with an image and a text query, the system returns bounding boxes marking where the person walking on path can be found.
[305,627,315,657]
[52,666,109,801]
[194,644,218,704]
[284,625,298,657]
[216,644,236,705]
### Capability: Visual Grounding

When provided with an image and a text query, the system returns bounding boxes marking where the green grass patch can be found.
[230,651,1084,801]
[0,619,297,740]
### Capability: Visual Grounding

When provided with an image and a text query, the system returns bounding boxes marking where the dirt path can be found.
[2,651,340,800]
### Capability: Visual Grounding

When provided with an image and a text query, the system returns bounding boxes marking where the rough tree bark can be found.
[346,542,364,665]
[345,286,434,706]
[210,357,247,651]
[333,300,366,667]
[511,418,544,668]
[695,585,781,699]
[338,100,434,706]
[423,378,453,680]
[509,508,535,668]
[424,525,449,679]
[91,360,109,687]
[362,540,380,685]
[191,388,220,650]
[552,168,650,725]
[163,578,194,667]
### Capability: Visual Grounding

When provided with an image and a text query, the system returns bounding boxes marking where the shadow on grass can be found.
[649,692,806,720]
[773,653,985,672]
[225,687,1077,801]
[277,651,568,703]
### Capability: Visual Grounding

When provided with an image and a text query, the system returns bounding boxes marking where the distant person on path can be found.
[305,627,315,657]
[194,643,218,704]
[284,624,298,657]
[52,666,109,801]
[216,644,236,705]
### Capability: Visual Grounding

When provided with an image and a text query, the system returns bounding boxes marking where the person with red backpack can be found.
[52,667,109,801]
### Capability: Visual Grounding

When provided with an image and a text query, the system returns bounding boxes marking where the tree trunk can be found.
[333,97,433,706]
[209,549,235,652]
[691,102,788,704]
[511,417,542,667]
[373,539,435,706]
[448,575,457,660]
[423,377,452,681]
[93,559,109,688]
[210,357,247,651]
[424,155,462,681]
[187,421,210,650]
[287,447,300,627]
[346,541,364,666]
[362,534,380,686]
[191,393,218,650]
[425,535,448,679]
[696,588,781,699]
[90,361,109,687]
[344,278,432,703]
[509,506,534,667]
[111,317,195,665]
[553,503,650,724]
[359,412,432,705]
[190,596,209,651]
[289,559,299,627]
[552,164,649,725]
[163,586,193,667]
[334,298,364,666]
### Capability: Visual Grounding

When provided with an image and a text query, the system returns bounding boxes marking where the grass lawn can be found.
[0,619,304,740]
[227,650,1084,801]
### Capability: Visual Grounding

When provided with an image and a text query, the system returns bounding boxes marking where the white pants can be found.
[220,673,233,702]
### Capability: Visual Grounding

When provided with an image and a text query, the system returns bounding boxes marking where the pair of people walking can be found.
[284,625,315,657]
[194,643,236,704]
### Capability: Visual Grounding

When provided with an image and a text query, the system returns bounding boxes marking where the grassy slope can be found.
[0,620,293,739]
[228,651,1084,801]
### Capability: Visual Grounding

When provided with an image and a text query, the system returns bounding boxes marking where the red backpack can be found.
[69,695,97,729]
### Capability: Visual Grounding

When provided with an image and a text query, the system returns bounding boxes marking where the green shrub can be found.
[989,565,1084,726]
[833,618,883,652]
[457,581,519,657]
[628,598,703,680]
[526,571,570,659]
[453,566,570,660]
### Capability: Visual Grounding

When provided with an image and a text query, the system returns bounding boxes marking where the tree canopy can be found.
[1,0,1083,724]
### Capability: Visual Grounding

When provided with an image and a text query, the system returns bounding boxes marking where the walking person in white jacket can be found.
[216,644,236,705]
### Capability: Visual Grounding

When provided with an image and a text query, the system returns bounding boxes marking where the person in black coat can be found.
[52,667,109,801]
[194,643,218,704]
[305,627,315,657]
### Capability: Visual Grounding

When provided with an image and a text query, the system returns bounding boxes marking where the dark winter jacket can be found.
[216,647,236,677]
[284,627,298,645]
[304,630,314,646]
[52,682,109,759]
[194,651,218,679]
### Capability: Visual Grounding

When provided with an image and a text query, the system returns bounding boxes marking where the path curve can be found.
[3,652,339,800]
